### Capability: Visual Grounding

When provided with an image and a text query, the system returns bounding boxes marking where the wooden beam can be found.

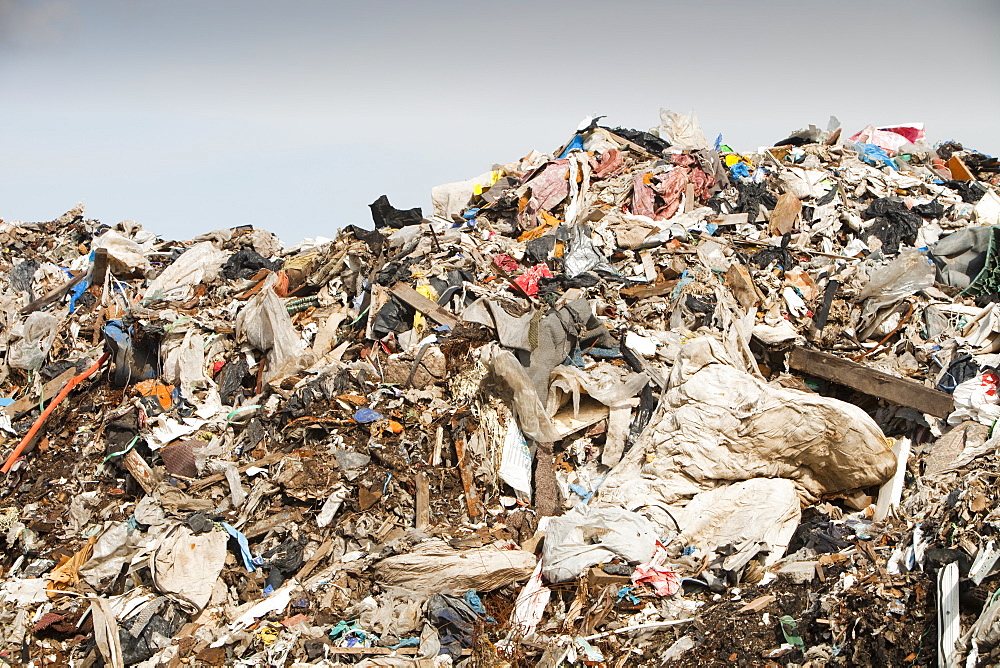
[185,452,284,493]
[2,367,77,418]
[390,283,459,329]
[415,471,429,529]
[620,281,678,300]
[20,273,86,315]
[787,347,954,418]
[122,449,158,494]
[453,435,481,519]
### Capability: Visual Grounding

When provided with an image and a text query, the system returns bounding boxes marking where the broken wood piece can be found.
[787,347,954,418]
[684,183,696,213]
[551,400,609,439]
[20,272,87,315]
[415,471,430,529]
[712,213,749,227]
[89,248,109,294]
[186,452,284,493]
[2,367,77,418]
[738,594,776,613]
[453,436,481,519]
[295,539,333,581]
[324,647,471,656]
[390,283,460,329]
[533,441,558,517]
[582,619,694,642]
[937,561,960,668]
[122,449,158,494]
[432,425,443,466]
[619,281,678,300]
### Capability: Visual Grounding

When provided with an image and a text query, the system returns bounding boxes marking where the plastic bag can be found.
[161,327,209,400]
[235,273,307,385]
[482,345,561,443]
[650,109,709,150]
[91,230,150,276]
[143,241,228,302]
[563,224,617,278]
[947,370,1000,426]
[859,249,935,311]
[541,506,658,583]
[7,312,61,370]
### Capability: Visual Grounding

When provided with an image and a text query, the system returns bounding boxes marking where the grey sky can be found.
[2,0,998,244]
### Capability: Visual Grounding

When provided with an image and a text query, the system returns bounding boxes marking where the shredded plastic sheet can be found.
[672,478,802,567]
[482,345,561,443]
[498,420,532,501]
[91,229,150,276]
[513,263,553,296]
[631,563,681,596]
[150,524,228,613]
[374,539,536,595]
[541,506,659,583]
[7,311,60,371]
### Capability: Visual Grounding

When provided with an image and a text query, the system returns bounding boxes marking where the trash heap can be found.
[2,110,1000,667]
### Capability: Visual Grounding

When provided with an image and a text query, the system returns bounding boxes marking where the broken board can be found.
[788,347,954,418]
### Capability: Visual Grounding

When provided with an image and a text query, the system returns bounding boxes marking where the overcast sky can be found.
[1,0,998,245]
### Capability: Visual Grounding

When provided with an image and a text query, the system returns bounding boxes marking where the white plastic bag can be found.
[650,109,709,151]
[235,273,307,385]
[541,506,658,583]
[91,230,150,276]
[947,371,1000,426]
[858,249,935,337]
[7,312,61,370]
[144,241,228,301]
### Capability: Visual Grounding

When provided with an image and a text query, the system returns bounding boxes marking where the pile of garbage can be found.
[2,109,1000,667]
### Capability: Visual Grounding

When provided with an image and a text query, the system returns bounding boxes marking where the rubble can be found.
[2,109,1000,666]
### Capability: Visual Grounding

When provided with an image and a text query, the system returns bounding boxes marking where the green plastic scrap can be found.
[779,615,805,650]
[962,226,1000,297]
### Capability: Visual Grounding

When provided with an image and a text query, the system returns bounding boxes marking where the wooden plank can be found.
[724,264,761,311]
[946,155,973,181]
[2,367,78,418]
[787,347,954,418]
[620,281,677,300]
[186,452,284,493]
[415,471,429,529]
[390,283,459,329]
[453,435,481,519]
[122,449,158,494]
[604,129,658,160]
[295,539,332,581]
[20,272,86,315]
